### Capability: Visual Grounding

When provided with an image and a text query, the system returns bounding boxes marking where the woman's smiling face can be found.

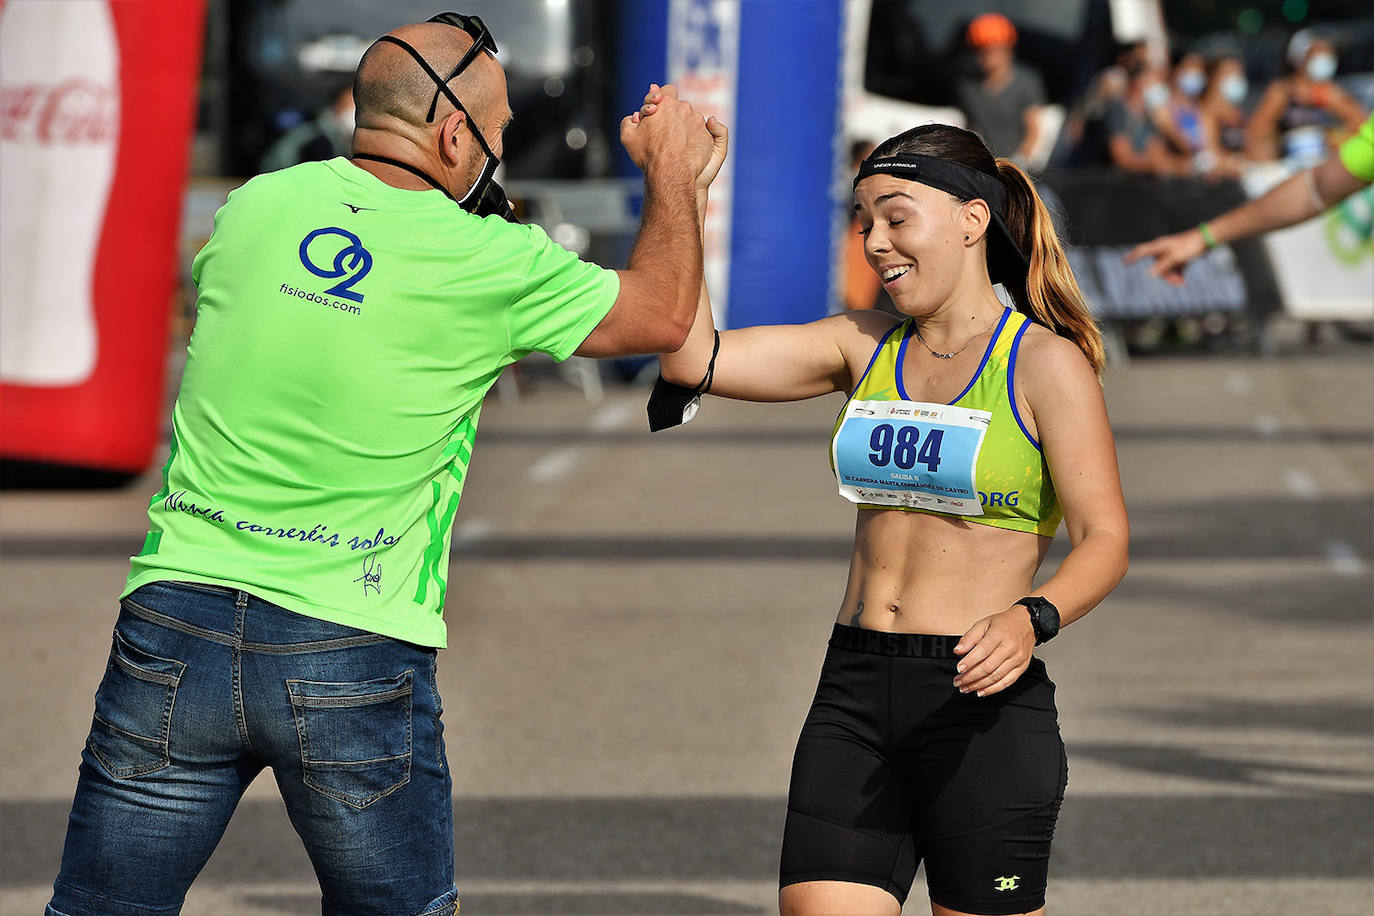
[853,174,973,317]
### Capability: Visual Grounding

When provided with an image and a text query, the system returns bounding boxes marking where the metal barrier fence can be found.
[1037,168,1373,325]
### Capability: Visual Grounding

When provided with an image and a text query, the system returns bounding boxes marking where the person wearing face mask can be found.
[1157,51,1208,158]
[1199,54,1252,157]
[641,90,1129,915]
[1105,64,1191,176]
[259,80,358,173]
[1245,32,1367,163]
[1155,50,1243,178]
[1061,40,1145,166]
[45,14,727,916]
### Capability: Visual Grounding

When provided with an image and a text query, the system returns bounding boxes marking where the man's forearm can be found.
[658,188,716,384]
[1212,156,1368,244]
[1210,169,1322,245]
[626,166,702,340]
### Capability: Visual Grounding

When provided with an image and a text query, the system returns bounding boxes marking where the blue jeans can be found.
[47,581,459,916]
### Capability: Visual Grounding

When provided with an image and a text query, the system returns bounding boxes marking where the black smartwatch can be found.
[1015,596,1060,645]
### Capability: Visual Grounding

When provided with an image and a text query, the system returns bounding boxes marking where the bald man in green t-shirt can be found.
[48,14,726,916]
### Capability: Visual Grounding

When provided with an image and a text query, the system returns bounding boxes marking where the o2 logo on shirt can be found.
[868,423,943,472]
[298,227,373,302]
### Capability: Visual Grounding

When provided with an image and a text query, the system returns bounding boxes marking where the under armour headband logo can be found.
[854,154,1007,216]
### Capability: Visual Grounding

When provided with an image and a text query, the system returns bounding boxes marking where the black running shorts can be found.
[780,624,1068,915]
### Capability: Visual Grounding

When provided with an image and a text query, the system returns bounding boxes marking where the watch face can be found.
[1038,600,1059,636]
[1023,597,1059,642]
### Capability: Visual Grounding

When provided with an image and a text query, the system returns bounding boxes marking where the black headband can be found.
[854,153,1029,283]
[853,153,1007,215]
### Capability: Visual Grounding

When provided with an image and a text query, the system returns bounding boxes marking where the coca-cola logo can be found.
[0,77,118,145]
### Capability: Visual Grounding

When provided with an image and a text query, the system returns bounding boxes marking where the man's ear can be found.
[436,109,467,167]
[961,198,992,246]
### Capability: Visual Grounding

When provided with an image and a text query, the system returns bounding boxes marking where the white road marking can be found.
[1253,414,1281,437]
[528,447,581,482]
[588,400,637,432]
[452,518,492,549]
[1283,468,1318,498]
[1323,540,1368,577]
[527,399,635,483]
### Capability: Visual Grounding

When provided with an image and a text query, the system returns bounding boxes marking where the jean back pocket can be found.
[89,629,186,779]
[288,670,413,809]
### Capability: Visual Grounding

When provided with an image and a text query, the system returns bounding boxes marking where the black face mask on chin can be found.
[468,170,517,222]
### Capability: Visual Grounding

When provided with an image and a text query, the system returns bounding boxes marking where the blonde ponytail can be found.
[996,159,1105,376]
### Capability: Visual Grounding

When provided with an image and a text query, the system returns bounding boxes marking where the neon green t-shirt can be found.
[1337,114,1374,182]
[124,158,619,647]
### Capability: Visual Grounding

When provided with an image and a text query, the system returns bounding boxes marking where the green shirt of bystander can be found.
[124,158,618,647]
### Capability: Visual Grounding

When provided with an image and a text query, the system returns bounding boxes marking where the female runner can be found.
[638,90,1129,916]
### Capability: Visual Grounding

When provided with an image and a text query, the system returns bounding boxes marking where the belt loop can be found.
[235,590,248,610]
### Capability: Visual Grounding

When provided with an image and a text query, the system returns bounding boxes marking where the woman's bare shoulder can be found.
[1016,323,1099,396]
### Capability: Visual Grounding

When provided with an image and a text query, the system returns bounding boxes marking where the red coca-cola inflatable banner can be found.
[0,0,206,481]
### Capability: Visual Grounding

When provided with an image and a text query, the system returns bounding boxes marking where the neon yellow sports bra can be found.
[829,308,1062,537]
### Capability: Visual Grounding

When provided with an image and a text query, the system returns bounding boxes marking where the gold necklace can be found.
[913,315,999,360]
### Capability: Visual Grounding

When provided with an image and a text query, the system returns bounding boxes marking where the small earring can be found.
[964,235,970,241]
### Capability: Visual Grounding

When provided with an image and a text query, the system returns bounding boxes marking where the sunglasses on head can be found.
[376,13,499,125]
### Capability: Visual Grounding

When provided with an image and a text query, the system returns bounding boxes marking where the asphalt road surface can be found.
[2,343,1370,915]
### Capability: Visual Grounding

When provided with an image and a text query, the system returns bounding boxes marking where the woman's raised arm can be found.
[660,270,899,403]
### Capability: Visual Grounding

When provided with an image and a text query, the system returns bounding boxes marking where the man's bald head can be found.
[353,21,500,133]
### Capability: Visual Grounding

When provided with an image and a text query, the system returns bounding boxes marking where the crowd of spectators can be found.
[1093,33,1364,178]
[964,13,1371,179]
[844,13,1370,328]
[855,11,1369,181]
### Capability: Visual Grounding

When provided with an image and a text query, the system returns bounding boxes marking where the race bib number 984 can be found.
[832,399,991,514]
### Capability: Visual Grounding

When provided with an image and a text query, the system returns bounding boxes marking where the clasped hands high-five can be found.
[621,83,728,194]
[573,85,726,358]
